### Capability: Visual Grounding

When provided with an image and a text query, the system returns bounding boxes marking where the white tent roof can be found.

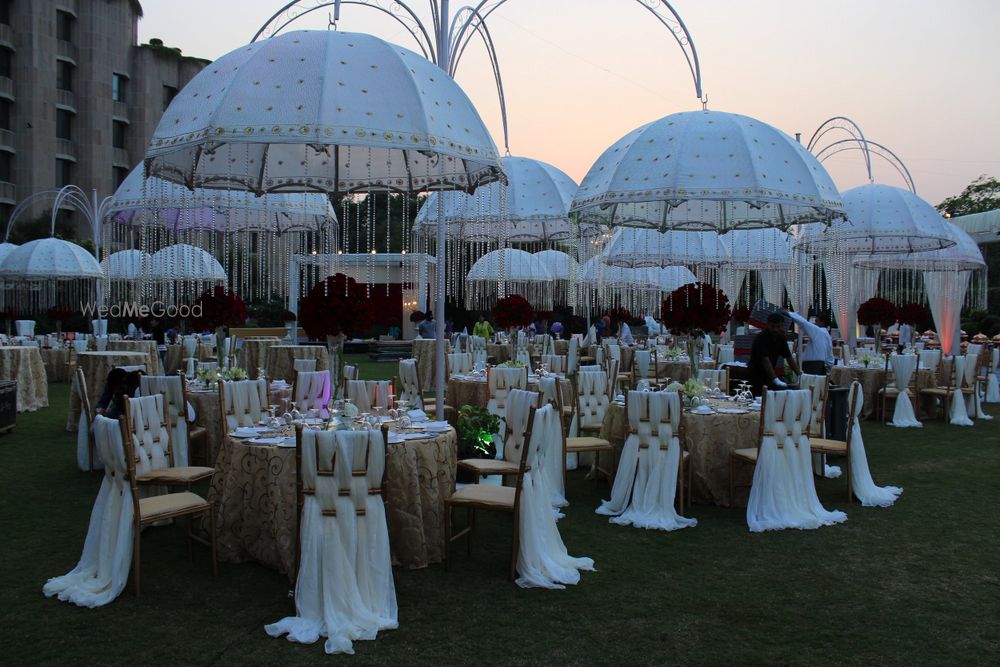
[0,238,102,279]
[146,244,227,281]
[466,248,553,282]
[951,208,1000,244]
[571,109,844,231]
[601,227,728,268]
[101,249,149,280]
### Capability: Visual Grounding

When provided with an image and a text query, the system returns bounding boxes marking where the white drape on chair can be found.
[44,416,134,607]
[889,354,922,428]
[515,404,595,589]
[294,370,332,417]
[487,367,528,454]
[986,348,1000,403]
[948,356,974,426]
[265,429,396,655]
[293,358,317,373]
[568,370,608,438]
[596,391,696,531]
[537,377,568,512]
[470,335,487,368]
[919,349,941,375]
[746,390,847,532]
[846,382,903,507]
[963,346,991,420]
[222,379,269,430]
[345,380,391,413]
[140,376,191,466]
[718,344,735,365]
[397,359,421,404]
[634,350,651,381]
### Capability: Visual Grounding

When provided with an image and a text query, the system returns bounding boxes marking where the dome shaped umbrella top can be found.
[601,227,728,268]
[659,265,698,292]
[532,249,578,280]
[146,244,227,281]
[796,183,957,254]
[413,156,598,242]
[579,256,658,289]
[144,30,503,194]
[0,238,101,279]
[466,248,553,283]
[101,249,149,280]
[854,221,985,272]
[571,109,844,232]
[0,242,19,267]
[110,164,337,233]
[721,227,794,269]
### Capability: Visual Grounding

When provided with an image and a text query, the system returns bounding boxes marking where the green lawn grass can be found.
[2,368,998,665]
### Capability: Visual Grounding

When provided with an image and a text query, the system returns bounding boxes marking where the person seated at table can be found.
[94,368,144,420]
[748,313,800,395]
[783,308,833,376]
[472,314,494,340]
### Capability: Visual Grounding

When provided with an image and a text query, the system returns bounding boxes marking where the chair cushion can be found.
[809,438,848,454]
[566,436,612,452]
[731,447,758,462]
[137,466,215,485]
[456,458,524,475]
[139,491,209,522]
[187,425,208,440]
[447,484,516,511]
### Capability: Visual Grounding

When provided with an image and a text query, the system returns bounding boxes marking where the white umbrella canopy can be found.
[413,156,597,243]
[0,243,18,267]
[796,184,956,254]
[571,109,844,232]
[659,265,697,292]
[144,30,503,194]
[601,227,728,268]
[465,248,553,309]
[146,244,227,282]
[101,249,148,280]
[533,249,577,280]
[0,238,102,314]
[721,228,794,269]
[854,221,985,272]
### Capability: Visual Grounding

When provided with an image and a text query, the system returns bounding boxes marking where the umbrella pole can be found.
[434,190,446,418]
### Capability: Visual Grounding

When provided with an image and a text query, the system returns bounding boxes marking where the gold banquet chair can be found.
[457,388,539,479]
[122,394,215,487]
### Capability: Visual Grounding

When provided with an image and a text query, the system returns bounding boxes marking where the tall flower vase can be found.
[686,333,701,380]
[327,333,346,397]
[215,326,227,369]
[284,321,296,343]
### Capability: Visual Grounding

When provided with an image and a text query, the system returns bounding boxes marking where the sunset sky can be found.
[139,0,1000,206]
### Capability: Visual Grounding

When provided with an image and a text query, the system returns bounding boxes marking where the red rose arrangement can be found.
[897,302,930,327]
[46,304,73,322]
[281,310,297,322]
[661,282,732,335]
[857,297,898,328]
[606,306,634,327]
[409,310,425,323]
[298,273,375,339]
[189,286,248,330]
[731,305,751,323]
[492,294,534,329]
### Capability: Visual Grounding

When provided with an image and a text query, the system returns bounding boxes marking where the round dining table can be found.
[39,347,71,383]
[265,345,330,383]
[0,345,48,412]
[237,337,282,379]
[66,350,148,430]
[107,339,164,375]
[445,373,573,410]
[600,398,761,507]
[186,382,293,466]
[829,364,937,420]
[206,422,457,580]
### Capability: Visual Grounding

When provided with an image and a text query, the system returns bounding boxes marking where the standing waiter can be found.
[784,309,834,376]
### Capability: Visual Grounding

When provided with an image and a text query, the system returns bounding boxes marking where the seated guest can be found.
[95,369,144,420]
[748,313,800,395]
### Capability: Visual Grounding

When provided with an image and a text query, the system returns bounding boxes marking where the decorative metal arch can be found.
[808,116,916,194]
[252,0,705,153]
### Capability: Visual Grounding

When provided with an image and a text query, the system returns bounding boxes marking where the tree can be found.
[937,175,1000,216]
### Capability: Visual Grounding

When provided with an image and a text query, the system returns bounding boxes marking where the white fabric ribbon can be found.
[889,354,922,428]
[847,383,904,507]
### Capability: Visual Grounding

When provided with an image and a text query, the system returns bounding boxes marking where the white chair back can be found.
[919,348,941,374]
[73,339,89,354]
[486,366,528,417]
[125,394,172,475]
[91,319,108,337]
[221,379,269,430]
[397,359,422,404]
[567,337,579,376]
[576,370,610,431]
[717,344,735,365]
[139,375,190,466]
[797,373,828,437]
[294,370,332,416]
[540,354,567,374]
[446,352,474,376]
[343,365,358,381]
[503,388,540,464]
[345,380,391,413]
[470,335,488,367]
[293,358,317,373]
[15,320,35,337]
[95,336,109,351]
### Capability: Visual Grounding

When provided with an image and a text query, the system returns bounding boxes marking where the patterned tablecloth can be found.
[67,351,148,430]
[446,375,573,410]
[0,346,48,412]
[163,343,215,375]
[207,425,457,580]
[829,365,936,420]
[413,339,453,390]
[600,400,760,507]
[40,348,71,383]
[265,345,330,383]
[107,340,164,376]
[187,385,293,466]
[587,346,711,383]
[238,338,282,379]
[486,343,511,364]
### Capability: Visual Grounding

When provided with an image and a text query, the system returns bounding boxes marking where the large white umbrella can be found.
[465,248,554,309]
[101,249,148,280]
[0,237,102,313]
[721,228,798,308]
[146,244,227,282]
[601,228,728,268]
[571,109,844,232]
[142,30,504,416]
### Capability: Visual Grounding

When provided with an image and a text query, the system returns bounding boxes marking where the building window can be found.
[162,84,177,110]
[113,166,128,188]
[112,120,126,149]
[0,47,11,79]
[0,151,13,182]
[56,10,74,42]
[112,73,127,103]
[56,108,73,140]
[57,60,73,91]
[0,99,10,131]
[0,1,10,27]
[56,157,72,187]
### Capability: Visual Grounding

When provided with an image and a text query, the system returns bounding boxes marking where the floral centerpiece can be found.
[681,377,709,407]
[299,273,375,391]
[188,286,248,358]
[662,282,731,377]
[197,367,220,387]
[492,294,533,331]
[858,352,879,369]
[664,345,684,359]
[222,367,247,381]
[500,360,526,369]
[857,297,898,336]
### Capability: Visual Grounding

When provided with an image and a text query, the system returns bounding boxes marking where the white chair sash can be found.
[567,337,579,376]
[634,350,651,380]
[596,391,695,531]
[503,389,539,465]
[949,356,974,426]
[345,380,391,413]
[889,354,921,428]
[570,370,609,437]
[963,347,992,420]
[15,320,35,337]
[127,394,172,476]
[537,377,568,512]
[718,344,735,365]
[223,379,269,430]
[397,359,421,404]
[486,367,528,449]
[44,415,134,607]
[470,335,487,368]
[446,352,474,376]
[847,382,904,507]
[746,390,847,532]
[515,404,595,589]
[91,320,108,337]
[140,376,190,466]
[986,348,1000,403]
[293,358,317,373]
[540,354,567,374]
[294,370,332,417]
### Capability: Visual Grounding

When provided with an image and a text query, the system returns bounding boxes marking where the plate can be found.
[248,436,288,445]
[717,407,749,414]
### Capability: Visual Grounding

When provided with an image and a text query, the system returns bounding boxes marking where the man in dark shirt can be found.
[748,313,800,395]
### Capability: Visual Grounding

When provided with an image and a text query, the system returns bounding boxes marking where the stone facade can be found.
[0,0,207,232]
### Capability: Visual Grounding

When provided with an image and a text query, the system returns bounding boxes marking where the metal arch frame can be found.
[815,139,917,194]
[251,0,706,153]
[4,186,112,248]
[807,116,873,182]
